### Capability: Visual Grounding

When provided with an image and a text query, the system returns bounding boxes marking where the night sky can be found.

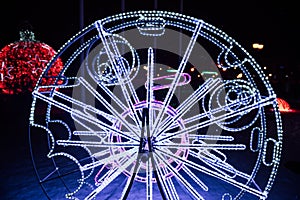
[0,0,299,73]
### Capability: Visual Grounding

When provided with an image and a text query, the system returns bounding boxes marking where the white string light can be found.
[29,10,282,200]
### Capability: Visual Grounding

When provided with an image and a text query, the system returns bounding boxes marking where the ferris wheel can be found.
[29,10,283,200]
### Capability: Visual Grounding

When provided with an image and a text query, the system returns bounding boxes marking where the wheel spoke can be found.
[156,148,267,199]
[146,159,153,200]
[56,140,139,148]
[53,90,117,124]
[155,78,222,137]
[79,77,140,137]
[155,143,246,150]
[163,147,209,191]
[188,134,234,141]
[96,80,141,127]
[154,151,205,200]
[146,47,155,134]
[181,165,208,191]
[120,160,143,200]
[152,154,177,200]
[152,20,203,136]
[85,152,137,199]
[158,95,276,142]
[81,148,137,171]
[95,21,142,128]
[161,166,180,200]
[33,90,139,142]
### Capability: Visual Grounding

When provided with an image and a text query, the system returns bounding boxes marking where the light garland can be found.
[0,30,63,94]
[29,11,282,199]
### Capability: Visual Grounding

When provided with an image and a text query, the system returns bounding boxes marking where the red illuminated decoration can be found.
[277,97,292,112]
[0,29,63,94]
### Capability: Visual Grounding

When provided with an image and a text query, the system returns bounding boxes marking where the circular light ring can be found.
[29,10,283,200]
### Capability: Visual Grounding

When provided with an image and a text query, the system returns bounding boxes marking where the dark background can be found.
[0,0,300,199]
[1,0,299,103]
[0,0,298,61]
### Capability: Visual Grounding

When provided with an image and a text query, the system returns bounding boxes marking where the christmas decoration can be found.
[277,97,292,112]
[0,29,63,94]
[29,11,283,199]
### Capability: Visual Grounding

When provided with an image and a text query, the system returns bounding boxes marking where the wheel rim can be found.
[29,10,283,200]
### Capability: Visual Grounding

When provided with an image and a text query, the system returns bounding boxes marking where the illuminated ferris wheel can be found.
[29,11,283,199]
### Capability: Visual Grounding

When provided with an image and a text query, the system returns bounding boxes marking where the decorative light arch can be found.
[29,11,282,200]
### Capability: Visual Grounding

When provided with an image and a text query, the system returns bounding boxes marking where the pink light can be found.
[145,73,191,91]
